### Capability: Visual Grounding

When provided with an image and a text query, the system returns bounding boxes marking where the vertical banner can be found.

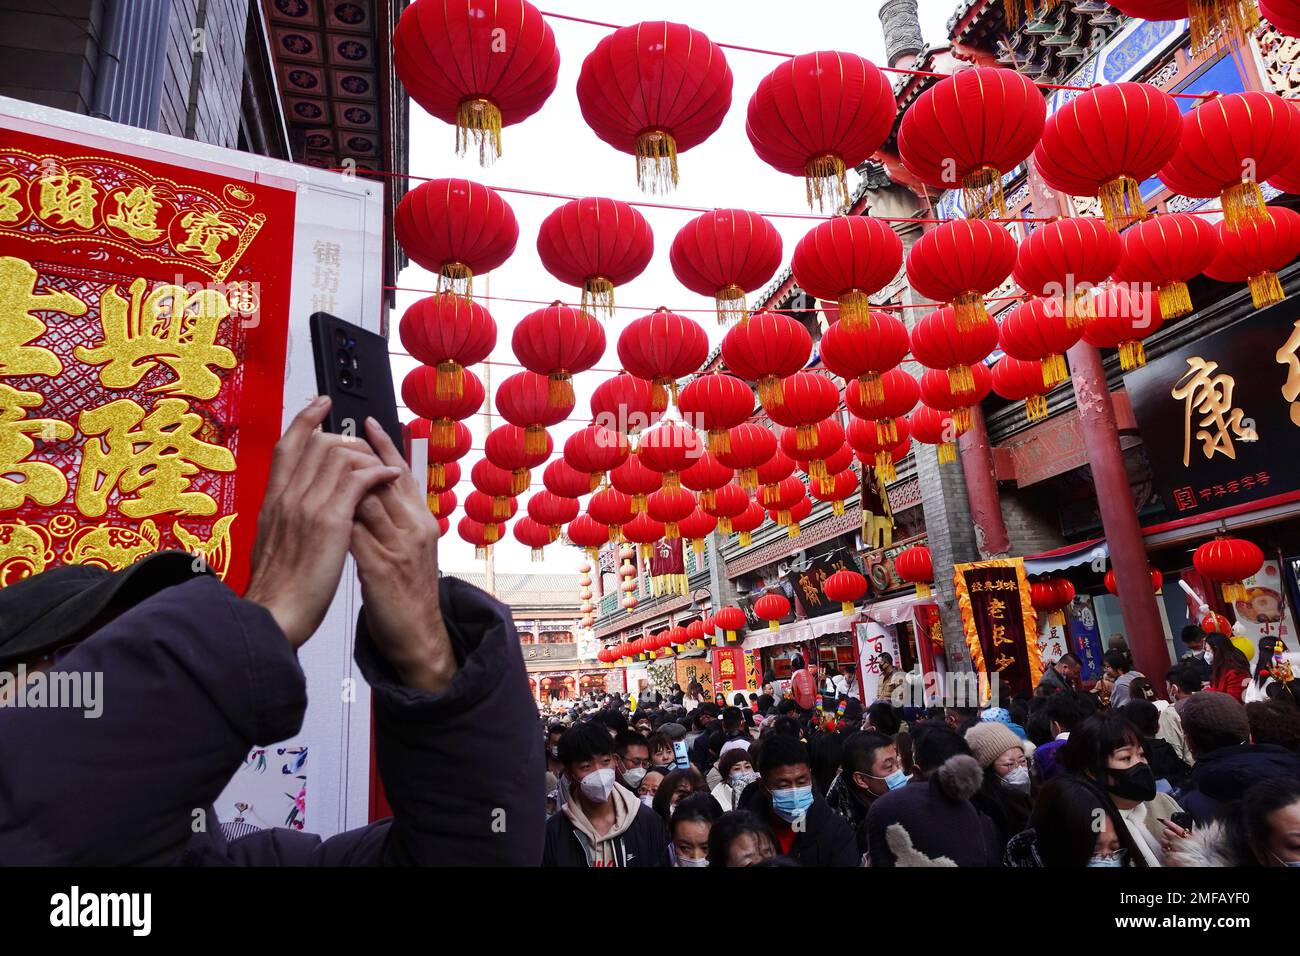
[913,602,948,705]
[711,647,746,697]
[953,559,1043,699]
[649,536,685,596]
[743,649,760,693]
[855,621,901,703]
[675,656,713,699]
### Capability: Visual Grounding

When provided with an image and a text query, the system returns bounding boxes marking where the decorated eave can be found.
[996,2,1126,82]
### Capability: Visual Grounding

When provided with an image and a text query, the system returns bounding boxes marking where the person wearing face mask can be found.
[1178,625,1214,687]
[542,722,668,867]
[651,767,714,822]
[1058,712,1184,866]
[735,732,858,866]
[825,731,905,859]
[613,730,652,794]
[965,722,1033,852]
[710,747,759,811]
[666,793,721,866]
[1004,775,1147,867]
[637,768,666,811]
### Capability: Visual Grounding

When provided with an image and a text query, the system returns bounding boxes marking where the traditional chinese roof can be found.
[449,572,584,610]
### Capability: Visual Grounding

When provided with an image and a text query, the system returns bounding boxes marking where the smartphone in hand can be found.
[309,312,405,454]
[672,739,691,770]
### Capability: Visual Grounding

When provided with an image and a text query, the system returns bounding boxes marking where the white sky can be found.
[393,0,954,575]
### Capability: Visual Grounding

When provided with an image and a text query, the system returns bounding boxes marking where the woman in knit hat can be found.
[965,721,1033,852]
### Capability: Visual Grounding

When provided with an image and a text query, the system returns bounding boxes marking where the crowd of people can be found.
[541,637,1300,867]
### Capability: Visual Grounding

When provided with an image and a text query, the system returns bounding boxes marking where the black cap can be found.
[0,551,213,666]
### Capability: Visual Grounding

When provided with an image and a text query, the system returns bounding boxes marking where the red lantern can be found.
[685,620,707,647]
[817,444,856,486]
[395,178,518,295]
[465,489,514,525]
[678,372,755,455]
[999,296,1081,388]
[753,592,791,632]
[393,0,558,164]
[544,459,599,499]
[910,305,999,399]
[1194,537,1265,603]
[458,516,504,554]
[1014,218,1122,328]
[623,512,667,564]
[398,293,496,400]
[486,424,551,494]
[791,217,904,329]
[1031,577,1076,627]
[730,499,767,547]
[588,486,634,535]
[1034,82,1182,229]
[1204,205,1300,308]
[428,489,457,519]
[471,460,521,519]
[713,605,748,643]
[403,366,485,448]
[721,309,813,408]
[747,51,896,210]
[512,303,606,408]
[637,422,703,491]
[617,308,710,409]
[646,488,697,539]
[897,67,1047,217]
[910,405,959,464]
[590,373,662,436]
[1083,283,1164,371]
[576,21,733,192]
[1263,0,1300,35]
[810,469,859,517]
[781,497,814,539]
[920,364,992,435]
[1105,566,1163,596]
[894,546,934,598]
[716,422,778,491]
[848,414,910,483]
[567,513,612,558]
[1159,91,1300,230]
[671,209,783,323]
[678,508,719,558]
[496,370,572,456]
[681,452,734,511]
[820,311,909,406]
[411,418,472,486]
[564,425,630,482]
[991,356,1053,423]
[906,219,1017,332]
[428,458,461,494]
[762,475,806,527]
[823,568,868,615]
[765,372,840,450]
[1111,0,1260,59]
[1112,213,1219,320]
[780,418,845,482]
[755,448,797,504]
[702,483,749,535]
[610,455,663,515]
[536,197,654,317]
[528,490,579,541]
[844,366,920,446]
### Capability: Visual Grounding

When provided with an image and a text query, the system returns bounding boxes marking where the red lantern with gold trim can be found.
[848,414,910,483]
[906,219,1017,332]
[512,302,606,409]
[820,310,910,406]
[536,197,654,317]
[1014,218,1122,329]
[458,516,504,554]
[623,512,667,564]
[590,373,662,437]
[910,305,999,400]
[730,499,767,547]
[638,422,703,492]
[428,458,461,494]
[678,508,719,559]
[471,459,521,519]
[894,546,934,598]
[755,448,798,507]
[513,516,553,561]
[1194,537,1265,603]
[716,422,778,491]
[991,356,1053,423]
[810,468,859,517]
[528,490,579,541]
[544,459,599,500]
[1263,0,1300,35]
[395,178,518,295]
[713,605,748,644]
[823,568,868,616]
[721,309,813,408]
[765,372,840,451]
[671,209,783,324]
[486,424,550,495]
[564,425,630,483]
[780,418,844,484]
[753,592,791,632]
[919,362,992,435]
[411,418,472,486]
[403,366,485,448]
[1083,283,1164,371]
[610,455,663,515]
[567,513,612,559]
[1204,205,1300,308]
[678,372,755,454]
[762,476,806,527]
[999,296,1081,388]
[681,452,734,512]
[1112,213,1218,320]
[910,405,959,465]
[429,489,457,519]
[844,367,919,447]
[617,308,710,410]
[1031,577,1076,627]
[646,487,697,539]
[496,370,573,456]
[398,293,496,399]
[791,216,904,330]
[702,482,749,535]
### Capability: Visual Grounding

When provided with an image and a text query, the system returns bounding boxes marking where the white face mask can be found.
[579,767,616,803]
[1001,765,1031,792]
[622,767,647,790]
[676,854,710,867]
[640,794,655,808]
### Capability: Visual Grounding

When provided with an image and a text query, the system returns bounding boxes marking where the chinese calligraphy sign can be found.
[953,558,1043,698]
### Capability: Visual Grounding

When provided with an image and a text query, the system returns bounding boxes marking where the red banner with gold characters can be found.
[0,127,296,592]
[953,558,1042,699]
[711,647,747,697]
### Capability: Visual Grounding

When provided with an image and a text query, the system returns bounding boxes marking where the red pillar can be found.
[957,404,1011,556]
[1067,340,1168,681]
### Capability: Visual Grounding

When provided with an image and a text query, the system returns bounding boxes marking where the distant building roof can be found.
[448,572,583,610]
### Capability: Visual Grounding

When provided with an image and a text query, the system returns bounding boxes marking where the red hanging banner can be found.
[952,558,1042,700]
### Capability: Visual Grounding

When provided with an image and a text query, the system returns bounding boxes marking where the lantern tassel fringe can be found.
[963,165,1006,219]
[716,283,747,325]
[1249,270,1284,308]
[952,292,991,334]
[455,97,502,167]
[1119,340,1147,371]
[838,291,871,331]
[635,129,679,195]
[1158,281,1193,320]
[1025,394,1049,422]
[582,276,616,320]
[1098,175,1147,231]
[805,152,849,213]
[1221,179,1269,231]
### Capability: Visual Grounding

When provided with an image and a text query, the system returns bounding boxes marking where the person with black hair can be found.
[651,767,713,822]
[1247,698,1300,752]
[543,722,668,867]
[1103,649,1143,707]
[707,810,779,867]
[1178,624,1213,686]
[666,792,721,866]
[826,731,904,857]
[1244,635,1293,704]
[1057,712,1184,865]
[865,700,902,736]
[646,730,676,771]
[735,731,858,866]
[1035,652,1080,697]
[1032,691,1090,781]
[1169,776,1300,866]
[808,726,844,798]
[711,746,758,811]
[1206,632,1252,702]
[876,652,906,704]
[1160,663,1201,766]
[613,729,652,794]
[1005,776,1147,867]
[1119,699,1192,793]
[789,653,819,712]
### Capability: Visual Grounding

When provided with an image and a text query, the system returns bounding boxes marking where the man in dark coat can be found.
[0,401,543,865]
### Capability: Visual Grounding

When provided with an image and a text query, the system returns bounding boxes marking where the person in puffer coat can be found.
[0,401,544,866]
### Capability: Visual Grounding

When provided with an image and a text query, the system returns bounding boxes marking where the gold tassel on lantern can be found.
[1188,0,1261,54]
[952,406,973,434]
[484,525,499,545]
[768,618,780,633]
[875,450,897,483]
[692,539,706,561]
[788,521,801,539]
[435,361,465,400]
[636,129,679,194]
[963,165,1006,219]
[841,600,855,615]
[758,375,782,409]
[431,419,455,449]
[832,499,845,517]
[1098,175,1148,231]
[796,423,816,451]
[549,371,574,409]
[947,364,976,398]
[1063,290,1094,331]
[1025,394,1049,422]
[876,418,899,446]
[1158,281,1193,320]
[583,276,616,319]
[456,97,503,166]
[718,516,732,535]
[665,522,680,540]
[663,471,681,492]
[809,459,827,482]
[1049,609,1066,628]
[716,283,747,325]
[739,531,753,547]
[647,380,669,413]
[525,425,548,456]
[1248,270,1285,308]
[492,496,512,519]
[805,152,849,212]
[938,442,958,464]
[837,290,871,331]
[1118,340,1147,371]
[510,468,530,495]
[430,462,446,487]
[639,543,654,564]
[916,582,932,599]
[701,489,717,510]
[1221,179,1269,231]
[631,493,647,515]
[777,509,791,527]
[708,428,730,454]
[1041,353,1069,388]
[952,291,991,334]
[740,467,758,491]
[1222,580,1248,602]
[439,261,473,299]
[857,372,884,406]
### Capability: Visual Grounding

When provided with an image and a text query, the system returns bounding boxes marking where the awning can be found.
[741,610,859,651]
[865,590,924,626]
[1023,539,1108,576]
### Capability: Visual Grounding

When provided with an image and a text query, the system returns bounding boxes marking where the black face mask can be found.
[1108,763,1157,803]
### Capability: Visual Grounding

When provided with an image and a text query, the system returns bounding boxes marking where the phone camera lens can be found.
[337,348,351,367]
[334,329,348,347]
[339,369,354,388]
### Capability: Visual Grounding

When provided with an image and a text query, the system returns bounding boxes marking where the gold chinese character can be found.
[1277,320,1300,428]
[76,397,235,518]
[992,624,1013,647]
[1172,357,1258,467]
[74,278,236,400]
[175,210,239,263]
[37,165,98,229]
[0,382,72,509]
[105,185,164,242]
[0,255,87,377]
[0,177,23,223]
[988,597,1006,619]
[994,653,1016,671]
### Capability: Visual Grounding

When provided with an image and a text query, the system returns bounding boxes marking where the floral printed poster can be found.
[215,744,308,837]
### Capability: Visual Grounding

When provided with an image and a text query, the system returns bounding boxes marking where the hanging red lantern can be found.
[721,309,813,408]
[617,308,710,410]
[410,418,472,486]
[403,366,485,448]
[670,209,783,324]
[471,460,521,519]
[998,296,1081,388]
[428,458,461,494]
[1031,578,1076,627]
[512,302,606,408]
[536,197,654,318]
[844,367,920,447]
[823,568,868,616]
[394,178,518,296]
[765,372,840,450]
[1263,0,1300,35]
[1110,0,1259,56]
[716,422,778,491]
[702,482,749,535]
[544,459,599,499]
[791,217,904,329]
[910,305,999,399]
[1204,205,1300,308]
[762,475,806,527]
[780,418,845,483]
[848,414,910,483]
[564,425,630,482]
[906,219,1017,332]
[495,370,573,456]
[678,372,755,455]
[528,490,579,541]
[458,516,504,555]
[393,0,559,164]
[678,508,719,559]
[894,545,934,598]
[730,499,767,547]
[684,620,706,648]
[817,443,856,485]
[398,293,496,400]
[1159,91,1300,231]
[919,363,992,435]
[713,605,748,643]
[428,488,457,519]
[623,512,667,564]
[486,423,551,494]
[1194,537,1265,603]
[910,405,959,464]
[576,21,733,192]
[755,448,797,505]
[637,422,703,492]
[681,452,734,511]
[753,592,792,632]
[780,497,814,538]
[1104,566,1163,596]
[567,513,612,559]
[991,356,1053,423]
[610,455,663,515]
[747,51,896,210]
[590,373,662,436]
[897,67,1047,217]
[1112,213,1219,320]
[810,469,859,517]
[1014,218,1123,329]
[588,486,633,537]
[820,311,909,406]
[1083,283,1165,371]
[465,489,515,525]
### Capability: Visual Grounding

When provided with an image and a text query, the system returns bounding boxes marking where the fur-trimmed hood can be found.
[1165,821,1253,868]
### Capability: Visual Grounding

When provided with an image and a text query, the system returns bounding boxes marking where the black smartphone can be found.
[1170,811,1194,831]
[309,312,405,454]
